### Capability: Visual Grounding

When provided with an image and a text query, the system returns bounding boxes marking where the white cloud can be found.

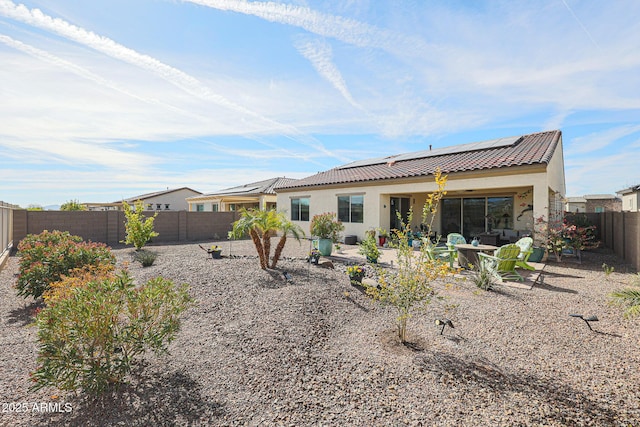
[568,125,640,155]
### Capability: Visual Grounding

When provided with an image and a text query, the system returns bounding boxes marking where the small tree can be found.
[122,200,159,250]
[60,199,87,211]
[365,168,453,342]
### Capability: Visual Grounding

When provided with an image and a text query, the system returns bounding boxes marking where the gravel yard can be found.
[1,238,639,426]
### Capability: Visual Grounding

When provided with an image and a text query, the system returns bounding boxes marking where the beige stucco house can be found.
[85,187,201,211]
[565,194,621,213]
[617,185,640,212]
[276,130,566,244]
[187,177,298,212]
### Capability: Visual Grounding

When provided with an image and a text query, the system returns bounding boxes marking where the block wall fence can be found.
[11,210,240,247]
[4,209,640,272]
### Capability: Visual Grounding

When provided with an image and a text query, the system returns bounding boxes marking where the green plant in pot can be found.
[310,212,344,256]
[358,234,380,263]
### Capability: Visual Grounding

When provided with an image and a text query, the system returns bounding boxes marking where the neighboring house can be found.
[84,187,201,211]
[186,177,298,212]
[276,130,566,243]
[584,194,621,213]
[565,194,621,213]
[565,197,587,213]
[617,185,640,212]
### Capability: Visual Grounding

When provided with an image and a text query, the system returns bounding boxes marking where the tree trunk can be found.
[271,236,287,269]
[262,231,272,268]
[249,229,267,269]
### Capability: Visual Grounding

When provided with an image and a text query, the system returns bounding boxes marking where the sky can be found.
[1,0,639,208]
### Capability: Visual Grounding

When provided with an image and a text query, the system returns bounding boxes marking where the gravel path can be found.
[1,239,639,426]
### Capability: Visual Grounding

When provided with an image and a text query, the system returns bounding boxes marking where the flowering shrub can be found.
[546,217,599,261]
[42,263,116,306]
[346,265,364,276]
[16,230,115,299]
[365,168,456,342]
[31,271,193,394]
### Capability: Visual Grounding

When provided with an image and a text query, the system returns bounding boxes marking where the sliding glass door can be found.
[441,196,513,240]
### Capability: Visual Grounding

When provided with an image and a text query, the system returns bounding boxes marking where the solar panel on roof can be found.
[336,135,522,170]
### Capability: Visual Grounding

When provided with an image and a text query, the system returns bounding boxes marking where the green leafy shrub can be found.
[16,230,115,299]
[31,271,193,394]
[122,200,159,250]
[133,249,158,267]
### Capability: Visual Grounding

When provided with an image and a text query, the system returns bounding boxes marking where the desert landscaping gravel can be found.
[1,238,639,426]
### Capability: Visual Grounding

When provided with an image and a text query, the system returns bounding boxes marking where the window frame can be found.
[338,194,364,223]
[290,197,310,221]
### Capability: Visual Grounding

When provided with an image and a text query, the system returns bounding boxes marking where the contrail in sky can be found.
[560,0,599,47]
[0,0,343,160]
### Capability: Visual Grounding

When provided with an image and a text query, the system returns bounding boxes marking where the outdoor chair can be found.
[438,233,466,266]
[513,236,535,271]
[446,233,467,248]
[478,243,523,282]
[424,240,456,268]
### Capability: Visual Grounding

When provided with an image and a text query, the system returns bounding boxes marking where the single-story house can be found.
[85,187,201,211]
[565,194,621,213]
[564,197,587,213]
[617,185,640,212]
[187,177,298,212]
[276,130,566,244]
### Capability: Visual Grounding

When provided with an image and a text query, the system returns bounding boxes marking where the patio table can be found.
[455,243,498,269]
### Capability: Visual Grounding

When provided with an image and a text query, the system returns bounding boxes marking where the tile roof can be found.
[278,130,561,190]
[193,177,298,199]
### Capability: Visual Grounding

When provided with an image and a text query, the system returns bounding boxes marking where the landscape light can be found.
[569,313,599,331]
[435,318,454,335]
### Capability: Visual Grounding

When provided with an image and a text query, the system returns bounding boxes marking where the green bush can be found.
[31,271,193,394]
[122,200,159,250]
[16,230,115,299]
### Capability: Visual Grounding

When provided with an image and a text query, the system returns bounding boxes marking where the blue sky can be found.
[1,0,639,208]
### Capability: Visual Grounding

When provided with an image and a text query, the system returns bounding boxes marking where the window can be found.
[595,206,604,213]
[156,204,161,210]
[229,204,236,211]
[146,203,153,210]
[212,204,219,212]
[196,204,204,212]
[338,195,364,223]
[291,198,310,221]
[164,204,170,210]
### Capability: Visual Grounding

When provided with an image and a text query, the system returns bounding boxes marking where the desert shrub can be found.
[133,249,158,267]
[31,271,193,394]
[122,200,159,250]
[16,230,115,299]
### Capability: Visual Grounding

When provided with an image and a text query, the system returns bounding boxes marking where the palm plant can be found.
[231,208,304,269]
[271,212,305,268]
[609,274,640,318]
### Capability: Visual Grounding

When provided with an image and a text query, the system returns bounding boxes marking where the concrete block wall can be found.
[12,210,240,247]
